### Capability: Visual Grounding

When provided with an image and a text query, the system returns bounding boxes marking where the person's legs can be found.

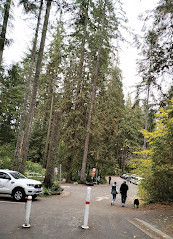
[121,194,126,206]
[111,194,116,205]
[113,194,116,201]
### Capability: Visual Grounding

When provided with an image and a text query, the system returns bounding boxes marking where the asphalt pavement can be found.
[0,176,172,239]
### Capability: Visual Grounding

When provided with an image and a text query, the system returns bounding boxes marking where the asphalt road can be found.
[0,177,172,239]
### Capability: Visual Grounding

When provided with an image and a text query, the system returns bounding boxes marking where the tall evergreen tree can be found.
[0,64,25,143]
[13,0,43,170]
[18,0,53,174]
[0,0,12,66]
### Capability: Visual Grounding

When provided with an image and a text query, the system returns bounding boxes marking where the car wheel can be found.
[13,188,25,201]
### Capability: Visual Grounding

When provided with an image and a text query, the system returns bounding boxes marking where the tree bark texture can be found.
[144,84,150,148]
[44,109,61,188]
[0,0,11,66]
[43,89,54,167]
[13,0,43,170]
[18,0,52,174]
[80,0,106,182]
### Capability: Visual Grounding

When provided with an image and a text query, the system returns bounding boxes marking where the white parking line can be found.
[0,201,25,204]
[95,196,109,201]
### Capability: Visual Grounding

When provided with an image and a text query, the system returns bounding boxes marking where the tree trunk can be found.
[66,156,73,183]
[121,147,125,174]
[44,109,61,188]
[18,0,52,174]
[43,88,54,167]
[144,84,150,148]
[80,0,106,182]
[13,0,43,170]
[0,0,11,66]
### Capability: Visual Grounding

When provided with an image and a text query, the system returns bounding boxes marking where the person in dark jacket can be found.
[120,181,129,207]
[108,176,111,185]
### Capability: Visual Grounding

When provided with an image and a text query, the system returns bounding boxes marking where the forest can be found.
[0,0,172,203]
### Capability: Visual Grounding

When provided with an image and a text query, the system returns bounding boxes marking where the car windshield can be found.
[10,171,26,179]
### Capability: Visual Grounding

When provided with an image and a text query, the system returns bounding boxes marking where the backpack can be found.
[111,185,118,194]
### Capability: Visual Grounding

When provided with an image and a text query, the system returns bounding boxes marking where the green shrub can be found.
[25,161,45,181]
[0,144,13,169]
[42,182,62,196]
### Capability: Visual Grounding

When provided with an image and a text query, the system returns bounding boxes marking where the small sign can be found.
[54,168,58,175]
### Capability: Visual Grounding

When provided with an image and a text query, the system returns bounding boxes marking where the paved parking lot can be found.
[0,177,172,239]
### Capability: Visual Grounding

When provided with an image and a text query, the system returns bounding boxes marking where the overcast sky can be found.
[119,0,158,99]
[3,0,159,99]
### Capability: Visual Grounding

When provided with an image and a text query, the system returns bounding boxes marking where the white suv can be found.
[0,169,43,201]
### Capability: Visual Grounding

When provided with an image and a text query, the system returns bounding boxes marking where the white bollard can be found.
[82,187,91,229]
[22,196,32,228]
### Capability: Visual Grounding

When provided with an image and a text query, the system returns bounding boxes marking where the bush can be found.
[42,182,62,196]
[25,161,45,181]
[138,101,173,204]
[139,170,173,204]
[0,144,14,169]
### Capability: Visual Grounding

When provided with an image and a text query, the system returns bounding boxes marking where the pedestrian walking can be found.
[120,181,128,207]
[111,182,118,205]
[108,176,111,185]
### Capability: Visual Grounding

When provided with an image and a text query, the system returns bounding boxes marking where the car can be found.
[124,173,131,180]
[129,174,137,183]
[136,177,144,185]
[120,174,126,178]
[0,169,43,201]
[27,172,44,179]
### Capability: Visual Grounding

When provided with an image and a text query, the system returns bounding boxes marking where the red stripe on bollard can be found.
[86,201,90,204]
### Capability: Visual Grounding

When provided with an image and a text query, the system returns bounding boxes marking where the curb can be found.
[129,218,173,239]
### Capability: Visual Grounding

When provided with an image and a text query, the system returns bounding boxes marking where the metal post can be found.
[22,196,32,228]
[82,187,91,229]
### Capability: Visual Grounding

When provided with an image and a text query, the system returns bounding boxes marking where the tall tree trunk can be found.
[43,88,54,167]
[121,147,125,173]
[44,109,61,188]
[18,0,52,174]
[0,0,11,66]
[76,2,89,98]
[80,0,106,182]
[13,0,43,170]
[144,84,150,148]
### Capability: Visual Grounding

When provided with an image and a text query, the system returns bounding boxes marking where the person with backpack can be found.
[120,181,129,207]
[111,182,118,205]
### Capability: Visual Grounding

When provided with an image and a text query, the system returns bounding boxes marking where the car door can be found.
[0,172,12,194]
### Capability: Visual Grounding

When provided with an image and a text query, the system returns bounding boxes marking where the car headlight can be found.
[27,184,35,187]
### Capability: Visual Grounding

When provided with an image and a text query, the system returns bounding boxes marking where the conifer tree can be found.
[0,0,11,66]
[18,0,53,174]
[13,0,43,170]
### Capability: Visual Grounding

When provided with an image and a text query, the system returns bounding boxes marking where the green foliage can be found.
[138,100,173,203]
[0,64,25,144]
[2,0,171,186]
[0,143,14,169]
[99,176,107,184]
[25,161,45,177]
[42,182,62,196]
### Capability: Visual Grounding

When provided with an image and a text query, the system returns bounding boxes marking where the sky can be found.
[3,0,159,99]
[119,0,158,99]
